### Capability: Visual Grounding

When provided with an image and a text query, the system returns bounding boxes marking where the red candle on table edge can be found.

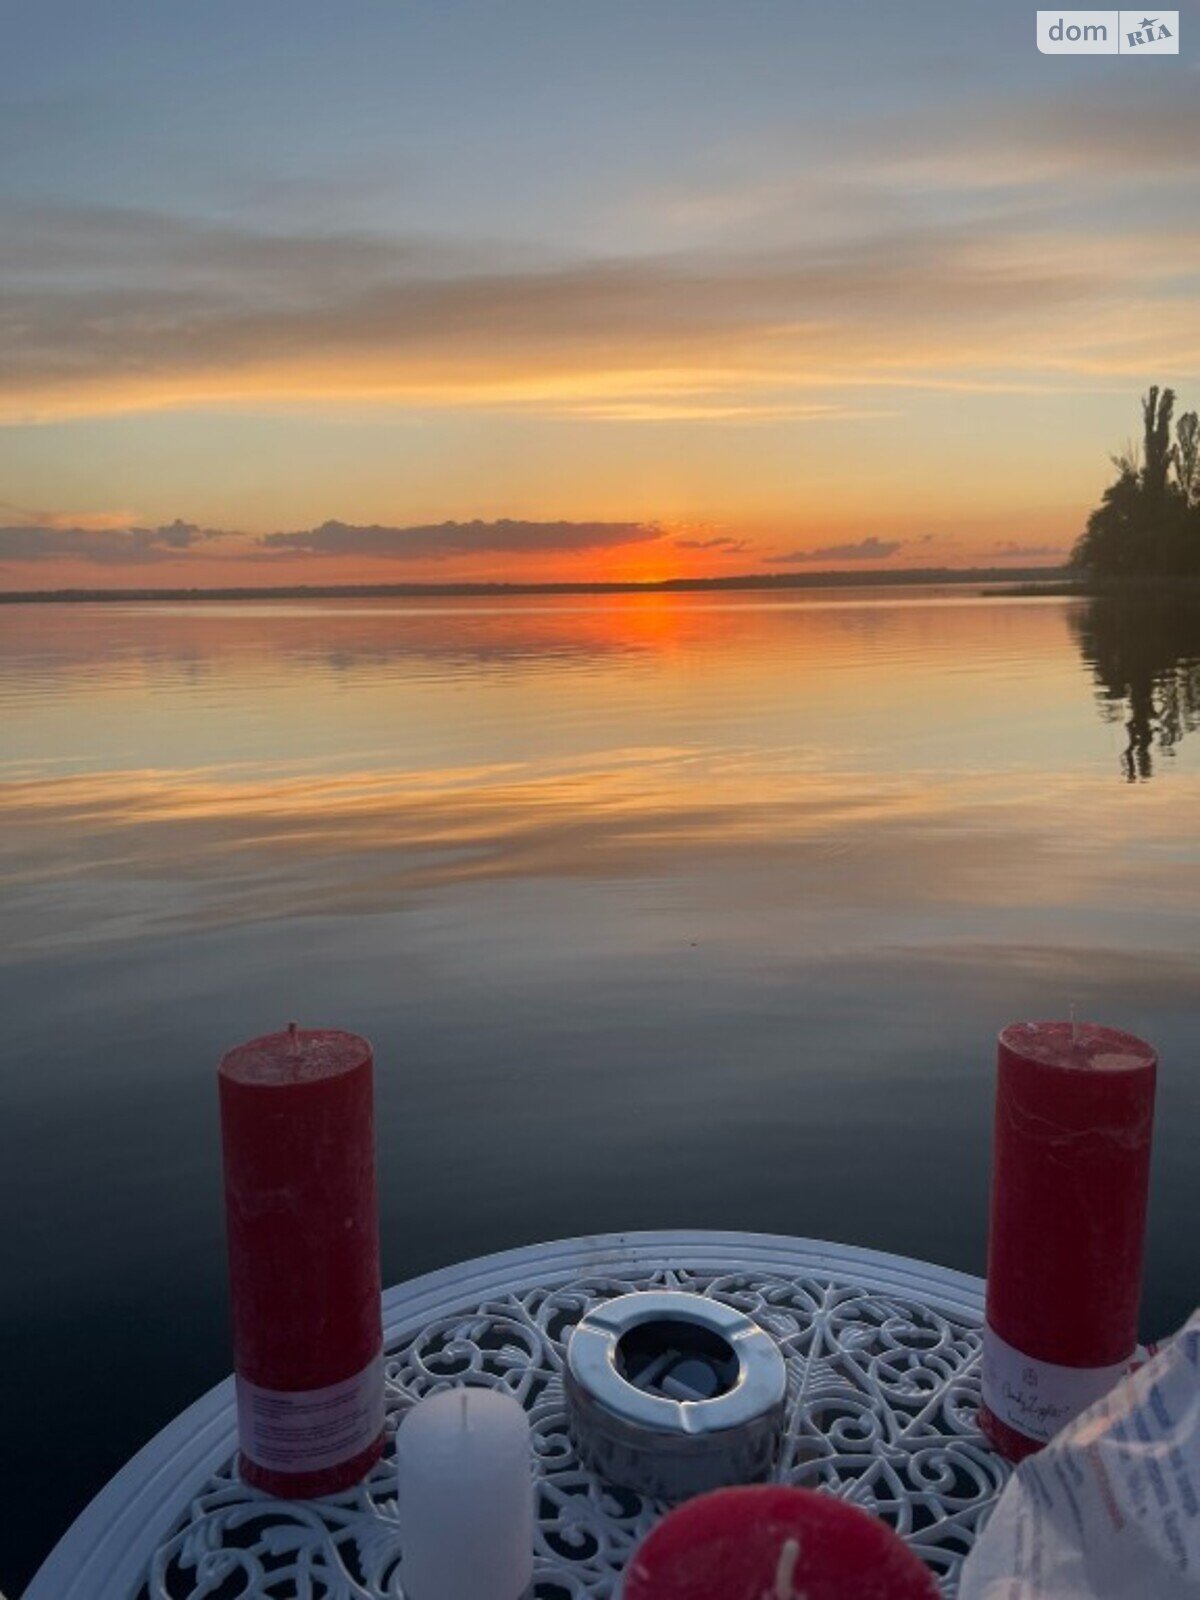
[980,1019,1156,1463]
[622,1485,939,1600]
[219,1024,385,1497]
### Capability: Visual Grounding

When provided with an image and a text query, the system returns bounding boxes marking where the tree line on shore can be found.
[1071,387,1200,578]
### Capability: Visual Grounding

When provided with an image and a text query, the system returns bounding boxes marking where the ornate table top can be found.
[27,1231,1009,1600]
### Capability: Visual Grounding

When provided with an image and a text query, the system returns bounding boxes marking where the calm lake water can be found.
[2,587,1198,1590]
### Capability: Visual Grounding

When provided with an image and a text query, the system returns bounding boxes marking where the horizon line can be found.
[0,564,1073,603]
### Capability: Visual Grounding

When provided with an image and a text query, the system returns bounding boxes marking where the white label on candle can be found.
[236,1351,385,1474]
[981,1323,1131,1444]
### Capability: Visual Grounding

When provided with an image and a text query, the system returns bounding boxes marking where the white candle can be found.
[396,1386,534,1600]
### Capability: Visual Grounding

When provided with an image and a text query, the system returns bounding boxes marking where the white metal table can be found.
[26,1231,1010,1600]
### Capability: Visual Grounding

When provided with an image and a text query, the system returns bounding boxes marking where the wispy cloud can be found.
[865,79,1200,190]
[773,537,903,564]
[653,79,1200,234]
[0,500,142,532]
[990,541,1067,558]
[672,535,751,552]
[4,184,1200,423]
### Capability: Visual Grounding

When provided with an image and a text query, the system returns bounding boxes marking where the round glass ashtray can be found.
[564,1290,787,1501]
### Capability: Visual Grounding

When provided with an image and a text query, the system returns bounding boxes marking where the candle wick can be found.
[287,1021,299,1055]
[460,1389,468,1431]
[1070,1003,1079,1048]
[767,1536,802,1600]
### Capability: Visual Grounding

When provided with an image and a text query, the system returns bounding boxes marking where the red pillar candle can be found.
[218,1025,385,1497]
[980,1020,1156,1463]
[623,1486,938,1600]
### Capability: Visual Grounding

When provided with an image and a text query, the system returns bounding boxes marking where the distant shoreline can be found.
[0,565,1072,603]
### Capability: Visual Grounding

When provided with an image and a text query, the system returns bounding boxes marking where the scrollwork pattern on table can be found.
[138,1266,1009,1600]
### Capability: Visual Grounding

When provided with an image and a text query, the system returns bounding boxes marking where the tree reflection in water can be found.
[1071,596,1200,780]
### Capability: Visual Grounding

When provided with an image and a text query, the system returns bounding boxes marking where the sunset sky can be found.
[2,1,1198,588]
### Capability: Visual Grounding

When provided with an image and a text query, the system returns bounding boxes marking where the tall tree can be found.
[1141,385,1175,499]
